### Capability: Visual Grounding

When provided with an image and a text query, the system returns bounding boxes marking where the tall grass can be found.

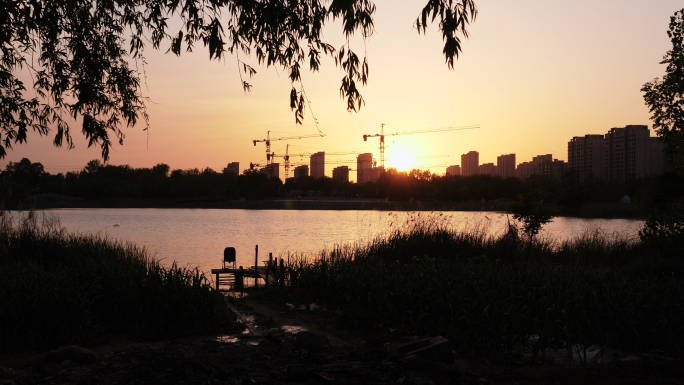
[282,213,684,361]
[0,212,232,352]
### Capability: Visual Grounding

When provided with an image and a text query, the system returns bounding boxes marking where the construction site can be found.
[242,125,479,184]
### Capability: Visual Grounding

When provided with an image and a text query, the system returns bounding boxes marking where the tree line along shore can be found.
[1,158,664,219]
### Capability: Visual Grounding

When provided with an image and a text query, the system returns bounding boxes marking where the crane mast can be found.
[362,123,386,169]
[269,144,292,179]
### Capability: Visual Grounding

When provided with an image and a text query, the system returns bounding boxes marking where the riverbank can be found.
[1,207,680,384]
[26,194,645,219]
[2,296,683,385]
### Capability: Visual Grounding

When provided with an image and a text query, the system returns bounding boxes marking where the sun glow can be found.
[388,151,416,172]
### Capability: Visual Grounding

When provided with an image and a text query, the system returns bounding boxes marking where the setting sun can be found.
[388,151,416,172]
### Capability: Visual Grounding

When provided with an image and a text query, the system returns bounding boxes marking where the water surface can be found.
[24,209,643,274]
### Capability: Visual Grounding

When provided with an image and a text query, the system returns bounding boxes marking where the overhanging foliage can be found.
[1,0,477,160]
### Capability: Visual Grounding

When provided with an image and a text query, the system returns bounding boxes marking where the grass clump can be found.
[0,212,232,352]
[277,213,684,362]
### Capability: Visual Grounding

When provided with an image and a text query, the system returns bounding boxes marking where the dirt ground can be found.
[1,298,683,385]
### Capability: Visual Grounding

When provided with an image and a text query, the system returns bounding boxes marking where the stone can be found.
[400,336,454,364]
[397,338,432,355]
[60,360,75,368]
[45,346,98,364]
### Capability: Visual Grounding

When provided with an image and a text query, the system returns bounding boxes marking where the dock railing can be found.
[211,245,289,292]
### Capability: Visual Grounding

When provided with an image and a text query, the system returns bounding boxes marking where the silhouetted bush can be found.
[0,212,232,352]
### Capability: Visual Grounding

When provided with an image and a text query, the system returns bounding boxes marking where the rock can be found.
[397,338,432,355]
[309,371,334,383]
[598,347,624,364]
[45,345,98,364]
[399,336,454,364]
[60,360,75,368]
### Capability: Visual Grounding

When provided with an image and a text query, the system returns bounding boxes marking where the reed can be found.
[280,213,684,361]
[0,212,231,352]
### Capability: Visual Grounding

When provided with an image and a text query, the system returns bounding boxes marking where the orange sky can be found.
[2,1,683,181]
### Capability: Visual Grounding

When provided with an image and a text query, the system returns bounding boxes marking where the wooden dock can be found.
[212,248,288,291]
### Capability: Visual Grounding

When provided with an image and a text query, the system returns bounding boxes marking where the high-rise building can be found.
[446,165,461,176]
[496,154,516,178]
[461,151,479,176]
[260,163,279,179]
[223,162,239,175]
[293,165,309,179]
[604,125,664,181]
[550,159,568,180]
[532,154,553,177]
[310,151,325,179]
[357,153,373,183]
[515,156,565,180]
[568,134,605,183]
[332,166,350,182]
[479,163,497,176]
[516,161,534,180]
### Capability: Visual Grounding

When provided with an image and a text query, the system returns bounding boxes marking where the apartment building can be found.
[604,125,664,181]
[224,162,239,175]
[332,166,350,182]
[568,134,605,183]
[461,151,479,176]
[515,161,534,180]
[479,163,497,176]
[446,165,461,176]
[497,154,516,178]
[357,153,373,183]
[293,165,308,180]
[260,163,279,179]
[310,152,325,179]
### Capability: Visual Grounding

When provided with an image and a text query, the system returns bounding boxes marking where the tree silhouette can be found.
[641,8,684,251]
[642,8,684,170]
[1,0,477,160]
[508,191,555,239]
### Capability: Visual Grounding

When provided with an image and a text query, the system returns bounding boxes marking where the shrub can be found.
[0,212,232,351]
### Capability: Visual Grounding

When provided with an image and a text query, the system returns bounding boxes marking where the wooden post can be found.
[236,266,244,292]
[279,258,285,286]
[254,245,259,287]
[268,252,273,285]
[215,272,220,290]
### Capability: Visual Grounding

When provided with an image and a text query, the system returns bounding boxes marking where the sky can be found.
[2,0,683,181]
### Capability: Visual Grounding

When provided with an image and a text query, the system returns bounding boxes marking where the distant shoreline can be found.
[22,195,646,220]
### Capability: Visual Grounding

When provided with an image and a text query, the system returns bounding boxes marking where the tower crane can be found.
[270,150,359,179]
[268,144,292,179]
[362,124,479,169]
[253,131,325,177]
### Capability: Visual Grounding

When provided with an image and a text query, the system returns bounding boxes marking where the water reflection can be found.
[18,209,642,274]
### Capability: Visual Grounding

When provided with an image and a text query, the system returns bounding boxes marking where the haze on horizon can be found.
[2,1,682,181]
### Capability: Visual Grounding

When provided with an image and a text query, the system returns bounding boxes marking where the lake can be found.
[18,209,643,274]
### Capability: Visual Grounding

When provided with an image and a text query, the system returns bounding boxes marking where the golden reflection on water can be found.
[33,209,642,275]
